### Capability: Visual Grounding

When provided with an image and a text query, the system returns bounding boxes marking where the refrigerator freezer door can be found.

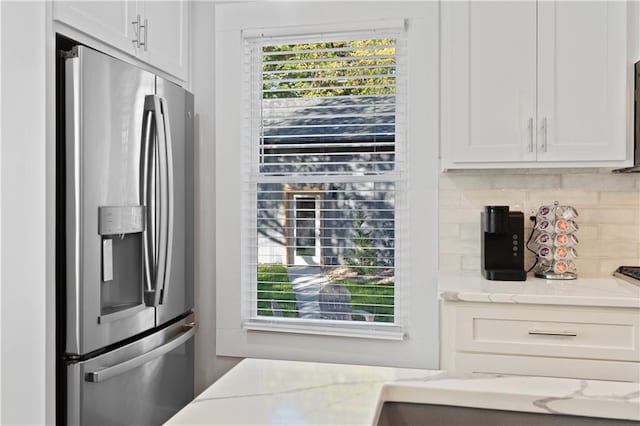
[65,46,156,355]
[66,314,195,426]
[154,78,195,326]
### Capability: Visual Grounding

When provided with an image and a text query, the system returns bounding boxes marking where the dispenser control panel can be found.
[98,206,145,235]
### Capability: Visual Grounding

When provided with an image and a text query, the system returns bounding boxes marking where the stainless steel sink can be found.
[376,402,639,426]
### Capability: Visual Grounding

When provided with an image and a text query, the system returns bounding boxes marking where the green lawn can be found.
[257,264,394,322]
[257,264,298,317]
[330,278,395,323]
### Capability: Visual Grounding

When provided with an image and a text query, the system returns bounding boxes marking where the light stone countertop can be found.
[439,273,640,308]
[165,358,640,425]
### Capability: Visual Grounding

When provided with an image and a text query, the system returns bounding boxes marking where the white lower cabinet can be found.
[440,301,640,382]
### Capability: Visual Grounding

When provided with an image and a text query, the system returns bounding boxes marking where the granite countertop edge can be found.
[165,359,640,425]
[438,273,640,308]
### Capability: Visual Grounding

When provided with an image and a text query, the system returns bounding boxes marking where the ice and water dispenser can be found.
[98,206,145,322]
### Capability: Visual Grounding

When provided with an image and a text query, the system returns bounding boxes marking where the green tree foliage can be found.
[262,38,396,98]
[345,210,377,275]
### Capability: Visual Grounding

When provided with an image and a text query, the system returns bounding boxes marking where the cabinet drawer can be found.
[455,304,639,362]
[455,353,640,382]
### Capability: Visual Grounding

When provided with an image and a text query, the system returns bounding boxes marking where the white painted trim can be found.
[215,1,439,369]
[244,319,404,341]
[45,1,57,423]
[241,17,405,38]
[191,1,227,392]
[0,2,3,418]
[52,21,186,87]
[1,2,47,424]
[441,160,634,172]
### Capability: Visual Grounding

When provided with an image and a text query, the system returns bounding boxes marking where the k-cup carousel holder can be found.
[531,201,579,280]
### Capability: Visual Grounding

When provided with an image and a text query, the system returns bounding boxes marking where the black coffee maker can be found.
[481,206,526,281]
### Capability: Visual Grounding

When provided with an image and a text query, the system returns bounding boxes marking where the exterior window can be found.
[243,29,407,334]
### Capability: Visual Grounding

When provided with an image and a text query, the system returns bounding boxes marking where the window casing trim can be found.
[241,25,408,336]
[243,317,405,341]
[241,18,406,40]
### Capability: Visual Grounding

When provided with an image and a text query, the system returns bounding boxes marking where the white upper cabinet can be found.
[53,1,140,56]
[139,1,188,81]
[53,1,189,81]
[537,1,627,162]
[441,1,632,169]
[442,1,537,164]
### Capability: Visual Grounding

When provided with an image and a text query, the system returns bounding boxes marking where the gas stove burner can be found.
[613,266,640,285]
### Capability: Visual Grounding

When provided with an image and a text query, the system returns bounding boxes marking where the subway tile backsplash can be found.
[438,169,640,277]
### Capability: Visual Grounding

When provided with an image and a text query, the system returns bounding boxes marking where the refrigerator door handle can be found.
[142,95,169,307]
[159,97,174,305]
[141,109,154,295]
[84,322,196,383]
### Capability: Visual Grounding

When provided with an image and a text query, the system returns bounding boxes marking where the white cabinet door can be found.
[53,1,189,82]
[53,1,139,56]
[537,1,628,162]
[140,0,189,81]
[442,1,537,166]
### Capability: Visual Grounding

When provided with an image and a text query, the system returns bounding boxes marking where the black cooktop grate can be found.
[614,266,640,282]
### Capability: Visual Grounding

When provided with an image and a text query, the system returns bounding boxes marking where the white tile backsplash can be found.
[599,224,640,240]
[578,207,637,225]
[526,189,600,207]
[439,170,640,277]
[438,190,462,206]
[491,174,562,189]
[561,173,639,191]
[599,191,640,206]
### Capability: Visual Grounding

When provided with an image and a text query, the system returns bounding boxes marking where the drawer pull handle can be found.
[528,330,577,337]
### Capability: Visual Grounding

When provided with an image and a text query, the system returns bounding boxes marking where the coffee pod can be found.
[535,220,552,232]
[552,260,576,274]
[555,219,579,234]
[555,205,578,221]
[555,219,569,232]
[537,205,555,220]
[554,233,579,247]
[537,246,553,260]
[534,232,553,246]
[553,261,569,274]
[554,246,577,261]
[555,233,568,246]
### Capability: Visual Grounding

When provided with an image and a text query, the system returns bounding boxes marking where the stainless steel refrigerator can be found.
[57,44,195,425]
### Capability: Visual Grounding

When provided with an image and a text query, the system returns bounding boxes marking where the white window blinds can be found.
[242,26,407,338]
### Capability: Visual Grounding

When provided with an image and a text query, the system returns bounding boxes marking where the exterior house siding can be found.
[257,95,397,268]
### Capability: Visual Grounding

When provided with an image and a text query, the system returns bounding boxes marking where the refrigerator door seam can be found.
[65,54,82,355]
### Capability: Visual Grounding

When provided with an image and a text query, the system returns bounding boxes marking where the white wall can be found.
[45,2,56,422]
[191,1,240,393]
[0,1,3,419]
[0,1,48,424]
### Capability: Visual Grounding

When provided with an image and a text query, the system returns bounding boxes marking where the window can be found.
[242,27,407,337]
[215,2,439,368]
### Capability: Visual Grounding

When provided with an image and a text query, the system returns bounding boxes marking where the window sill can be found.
[243,317,405,341]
